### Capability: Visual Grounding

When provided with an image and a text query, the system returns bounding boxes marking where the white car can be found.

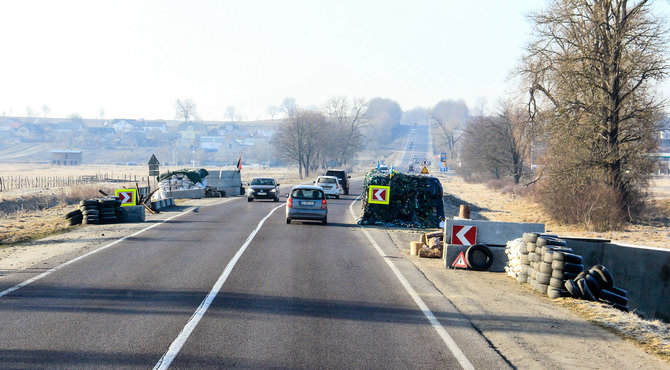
[314,176,341,199]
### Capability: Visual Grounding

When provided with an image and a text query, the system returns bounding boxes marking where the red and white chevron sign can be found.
[368,185,390,205]
[451,225,477,245]
[115,188,137,207]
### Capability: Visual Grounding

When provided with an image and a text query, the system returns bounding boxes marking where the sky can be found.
[0,0,668,121]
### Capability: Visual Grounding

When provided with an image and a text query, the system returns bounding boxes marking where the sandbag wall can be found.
[506,233,630,311]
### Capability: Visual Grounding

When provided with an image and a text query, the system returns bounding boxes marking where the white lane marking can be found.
[348,198,474,370]
[154,203,285,370]
[0,208,192,298]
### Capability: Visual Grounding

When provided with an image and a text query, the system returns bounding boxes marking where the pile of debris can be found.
[153,168,217,200]
[410,231,443,258]
[357,169,444,228]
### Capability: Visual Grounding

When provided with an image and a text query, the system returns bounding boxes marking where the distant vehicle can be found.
[378,164,389,172]
[324,169,350,195]
[411,129,416,134]
[246,177,280,202]
[408,164,415,172]
[314,175,341,199]
[285,185,327,225]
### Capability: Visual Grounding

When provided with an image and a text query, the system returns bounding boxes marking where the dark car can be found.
[285,185,328,224]
[325,169,350,195]
[246,177,280,202]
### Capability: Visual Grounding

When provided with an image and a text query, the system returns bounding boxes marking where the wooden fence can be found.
[0,173,147,192]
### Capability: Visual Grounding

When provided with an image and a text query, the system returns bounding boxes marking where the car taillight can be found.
[287,197,293,208]
[321,199,327,209]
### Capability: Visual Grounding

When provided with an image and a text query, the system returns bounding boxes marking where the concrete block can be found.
[565,238,670,322]
[444,219,544,246]
[119,205,145,223]
[443,244,507,272]
[166,188,205,199]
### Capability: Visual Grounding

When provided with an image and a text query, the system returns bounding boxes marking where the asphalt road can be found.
[0,179,508,369]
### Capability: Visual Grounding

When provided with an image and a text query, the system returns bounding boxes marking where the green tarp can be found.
[157,168,209,184]
[358,169,443,228]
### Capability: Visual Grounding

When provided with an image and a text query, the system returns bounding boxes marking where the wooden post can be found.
[459,205,471,219]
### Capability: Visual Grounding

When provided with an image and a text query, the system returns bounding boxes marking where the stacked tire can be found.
[563,265,629,312]
[64,208,83,226]
[547,247,584,299]
[97,197,120,224]
[80,199,100,225]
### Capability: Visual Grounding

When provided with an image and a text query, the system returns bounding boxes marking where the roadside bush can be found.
[539,179,626,231]
[485,178,531,196]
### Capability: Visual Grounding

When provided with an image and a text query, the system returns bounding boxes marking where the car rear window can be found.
[251,178,274,185]
[318,178,336,183]
[291,189,324,199]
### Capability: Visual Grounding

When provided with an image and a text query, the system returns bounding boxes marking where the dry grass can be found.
[555,298,670,364]
[0,205,71,245]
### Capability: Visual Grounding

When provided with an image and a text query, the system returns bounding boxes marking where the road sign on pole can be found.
[115,188,137,207]
[440,152,447,162]
[368,185,390,205]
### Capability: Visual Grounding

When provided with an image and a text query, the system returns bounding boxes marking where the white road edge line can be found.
[348,197,475,370]
[154,203,285,370]
[0,205,211,298]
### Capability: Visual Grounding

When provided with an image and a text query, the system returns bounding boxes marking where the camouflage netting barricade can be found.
[358,169,443,228]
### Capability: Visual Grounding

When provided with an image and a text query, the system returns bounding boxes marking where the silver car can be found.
[285,185,328,225]
[314,175,341,199]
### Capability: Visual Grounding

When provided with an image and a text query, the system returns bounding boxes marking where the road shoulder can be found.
[384,229,669,369]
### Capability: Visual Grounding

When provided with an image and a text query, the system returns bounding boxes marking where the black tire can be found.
[542,251,554,263]
[553,251,582,264]
[528,252,537,263]
[564,279,582,298]
[552,269,578,280]
[549,277,564,289]
[285,218,291,224]
[589,265,614,290]
[536,271,551,284]
[598,289,628,306]
[68,215,83,225]
[247,197,253,202]
[517,273,528,284]
[65,209,81,219]
[612,303,629,312]
[274,197,279,202]
[577,278,596,301]
[336,195,340,199]
[523,233,539,243]
[322,217,327,225]
[465,244,493,271]
[609,286,627,298]
[563,263,584,274]
[548,287,570,299]
[539,262,553,274]
[80,199,98,206]
[537,283,549,294]
[584,274,601,295]
[551,259,565,271]
[574,270,588,281]
[344,188,349,195]
[520,264,529,274]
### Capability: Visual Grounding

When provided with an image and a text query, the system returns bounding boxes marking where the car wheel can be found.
[274,196,279,202]
[286,218,291,224]
[344,188,349,195]
[322,217,327,225]
[247,197,253,202]
[336,195,340,199]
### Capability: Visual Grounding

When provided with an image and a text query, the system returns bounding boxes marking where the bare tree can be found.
[174,99,199,122]
[322,97,368,166]
[431,100,469,162]
[461,102,532,183]
[272,109,326,178]
[225,106,238,121]
[41,104,50,118]
[266,105,280,119]
[25,106,35,118]
[522,0,669,221]
[280,97,297,118]
[99,108,105,120]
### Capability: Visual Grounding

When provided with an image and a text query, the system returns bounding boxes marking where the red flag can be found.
[236,154,242,171]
